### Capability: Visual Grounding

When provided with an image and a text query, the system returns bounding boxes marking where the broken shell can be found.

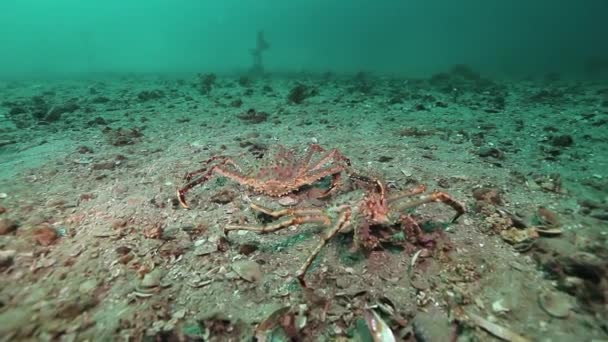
[500,227,539,245]
[538,290,572,318]
[278,196,299,206]
[231,260,262,282]
[537,207,560,227]
[363,309,396,342]
[491,299,510,314]
[466,310,530,342]
[535,227,562,236]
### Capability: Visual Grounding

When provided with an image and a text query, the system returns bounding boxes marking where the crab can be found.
[224,174,465,287]
[176,144,352,208]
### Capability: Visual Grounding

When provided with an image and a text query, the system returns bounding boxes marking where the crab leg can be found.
[295,207,352,287]
[308,148,350,172]
[390,191,465,222]
[225,215,331,234]
[249,203,325,218]
[317,172,343,198]
[182,156,241,181]
[387,184,427,203]
[225,202,330,234]
[177,157,258,208]
[296,165,348,190]
[293,144,325,176]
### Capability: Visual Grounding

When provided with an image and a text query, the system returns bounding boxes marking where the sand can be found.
[0,68,607,340]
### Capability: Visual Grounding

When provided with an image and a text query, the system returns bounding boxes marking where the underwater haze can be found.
[0,0,607,78]
[2,0,608,341]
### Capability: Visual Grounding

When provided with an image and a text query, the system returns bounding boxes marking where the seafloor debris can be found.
[102,126,143,146]
[538,290,573,318]
[231,259,262,282]
[236,108,269,124]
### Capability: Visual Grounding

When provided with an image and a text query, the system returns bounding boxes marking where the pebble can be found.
[0,250,16,267]
[33,225,59,246]
[231,260,262,282]
[0,218,18,235]
[141,269,163,288]
[79,279,98,295]
[278,196,299,206]
[539,290,572,318]
[194,242,217,256]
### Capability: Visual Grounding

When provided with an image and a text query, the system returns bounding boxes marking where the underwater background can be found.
[0,1,607,341]
[1,0,607,78]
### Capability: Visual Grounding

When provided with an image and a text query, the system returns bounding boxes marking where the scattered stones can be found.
[0,218,18,235]
[237,243,258,256]
[210,189,237,204]
[477,146,505,159]
[472,187,503,205]
[141,269,163,289]
[491,299,510,314]
[500,227,538,246]
[102,127,143,146]
[237,108,269,124]
[549,134,574,147]
[537,207,560,227]
[33,225,59,246]
[0,250,16,268]
[231,260,262,282]
[538,290,573,318]
[44,100,80,122]
[79,279,98,295]
[137,89,164,102]
[413,308,453,342]
[194,239,217,256]
[287,83,316,104]
[90,96,110,104]
[278,196,298,206]
[0,140,16,148]
[532,173,563,193]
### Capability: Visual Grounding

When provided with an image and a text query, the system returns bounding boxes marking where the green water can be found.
[0,0,606,79]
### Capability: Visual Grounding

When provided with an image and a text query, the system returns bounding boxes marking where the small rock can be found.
[550,134,574,147]
[231,260,262,282]
[0,250,16,267]
[238,243,258,256]
[491,299,510,314]
[0,218,18,235]
[141,269,163,288]
[410,275,430,291]
[477,147,505,159]
[194,241,217,256]
[79,279,98,295]
[472,187,503,205]
[539,290,572,318]
[33,225,58,246]
[278,196,299,206]
[111,219,128,229]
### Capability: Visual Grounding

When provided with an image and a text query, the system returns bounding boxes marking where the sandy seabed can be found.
[0,68,607,341]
